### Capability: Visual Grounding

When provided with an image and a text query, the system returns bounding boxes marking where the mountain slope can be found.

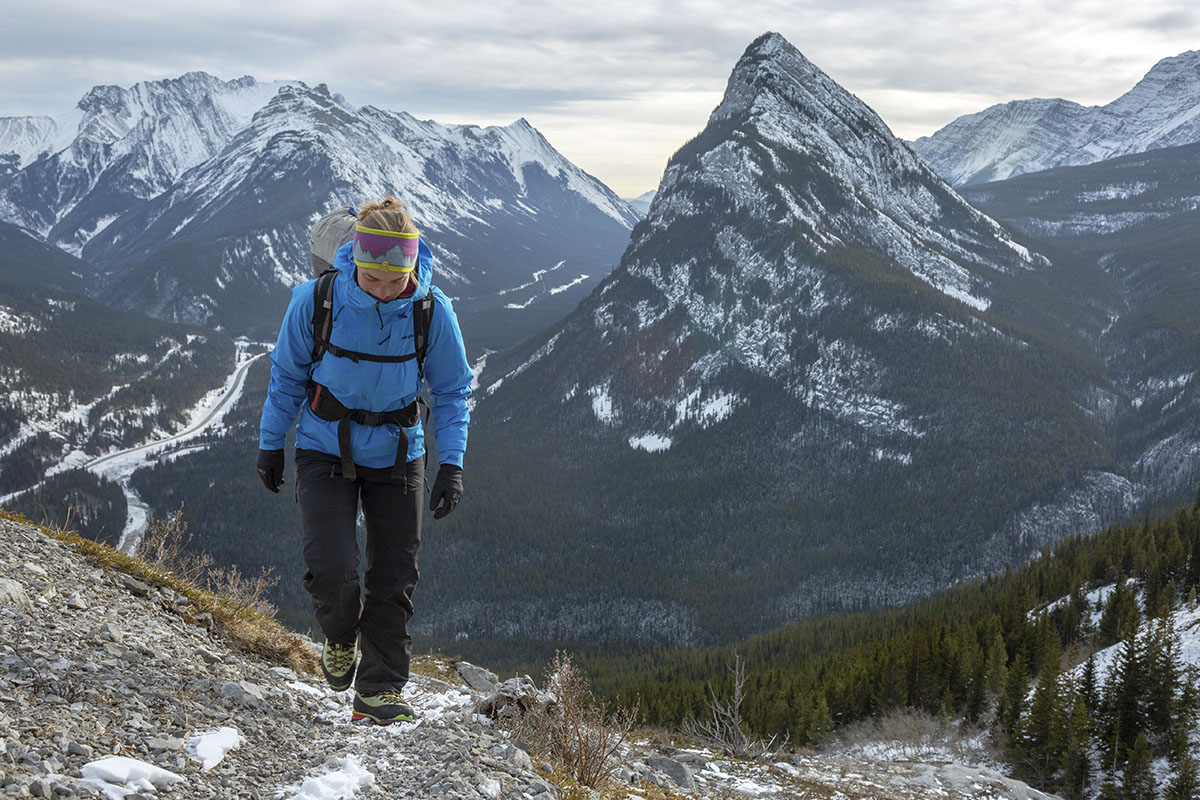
[0,511,1060,800]
[0,219,97,295]
[0,224,235,539]
[960,142,1200,506]
[0,75,639,346]
[417,32,1127,649]
[0,72,291,254]
[592,502,1200,799]
[912,50,1200,186]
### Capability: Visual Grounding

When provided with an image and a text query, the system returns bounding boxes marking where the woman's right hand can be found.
[256,449,285,493]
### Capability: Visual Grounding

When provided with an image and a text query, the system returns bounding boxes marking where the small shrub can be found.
[137,505,278,619]
[833,708,1000,767]
[506,651,639,788]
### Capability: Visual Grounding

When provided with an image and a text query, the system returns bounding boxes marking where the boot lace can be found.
[324,641,356,674]
[365,690,406,706]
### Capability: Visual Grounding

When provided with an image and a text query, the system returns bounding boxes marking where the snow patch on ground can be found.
[80,756,184,799]
[629,434,672,452]
[589,382,616,424]
[278,755,374,800]
[186,727,242,772]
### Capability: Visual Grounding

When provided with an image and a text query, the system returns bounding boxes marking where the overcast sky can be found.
[2,0,1197,196]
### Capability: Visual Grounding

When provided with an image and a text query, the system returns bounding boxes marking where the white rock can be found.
[0,578,32,612]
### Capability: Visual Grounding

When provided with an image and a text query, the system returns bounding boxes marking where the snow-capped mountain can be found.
[0,72,292,256]
[912,50,1200,186]
[416,33,1126,646]
[0,74,638,346]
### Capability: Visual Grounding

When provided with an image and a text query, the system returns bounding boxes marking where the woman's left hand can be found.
[429,464,463,519]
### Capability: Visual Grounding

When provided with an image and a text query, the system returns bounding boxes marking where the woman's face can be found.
[356,266,411,302]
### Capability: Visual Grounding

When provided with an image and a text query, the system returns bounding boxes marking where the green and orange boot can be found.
[320,639,358,691]
[352,691,416,725]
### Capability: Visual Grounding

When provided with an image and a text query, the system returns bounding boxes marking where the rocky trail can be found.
[0,515,1056,799]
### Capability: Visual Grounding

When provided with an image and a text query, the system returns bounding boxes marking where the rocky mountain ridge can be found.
[0,72,290,254]
[0,73,638,346]
[0,513,1059,800]
[911,49,1200,186]
[415,32,1131,647]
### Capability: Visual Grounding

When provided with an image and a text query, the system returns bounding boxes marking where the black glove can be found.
[256,449,285,493]
[429,464,463,520]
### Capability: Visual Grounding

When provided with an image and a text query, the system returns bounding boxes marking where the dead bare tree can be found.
[682,655,789,759]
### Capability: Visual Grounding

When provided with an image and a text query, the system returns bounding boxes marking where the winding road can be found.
[82,349,266,552]
[87,351,264,473]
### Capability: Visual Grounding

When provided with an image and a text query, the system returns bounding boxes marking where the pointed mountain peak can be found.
[744,31,792,58]
[710,30,873,134]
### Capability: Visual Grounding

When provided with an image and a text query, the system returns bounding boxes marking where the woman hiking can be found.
[256,197,472,724]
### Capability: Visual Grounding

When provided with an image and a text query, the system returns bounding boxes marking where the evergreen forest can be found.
[579,498,1200,798]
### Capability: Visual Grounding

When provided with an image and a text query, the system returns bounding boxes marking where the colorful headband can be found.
[352,225,420,272]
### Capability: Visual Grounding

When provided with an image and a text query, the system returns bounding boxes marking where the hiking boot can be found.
[351,691,415,725]
[320,639,358,691]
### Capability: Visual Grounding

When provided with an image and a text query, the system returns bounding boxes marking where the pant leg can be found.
[354,458,424,693]
[295,450,363,644]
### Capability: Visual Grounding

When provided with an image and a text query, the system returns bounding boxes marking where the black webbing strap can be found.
[311,270,337,363]
[311,270,436,369]
[321,342,418,364]
[412,294,434,380]
[307,383,420,483]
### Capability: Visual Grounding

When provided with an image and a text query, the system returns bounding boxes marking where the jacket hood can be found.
[331,237,434,308]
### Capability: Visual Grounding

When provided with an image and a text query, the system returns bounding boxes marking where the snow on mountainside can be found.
[959,142,1200,508]
[912,50,1200,186]
[485,31,1100,444]
[0,73,293,254]
[0,73,638,343]
[420,32,1125,646]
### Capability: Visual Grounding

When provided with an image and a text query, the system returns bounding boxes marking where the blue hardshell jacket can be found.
[258,238,472,468]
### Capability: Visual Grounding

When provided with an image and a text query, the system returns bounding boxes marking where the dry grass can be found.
[0,508,317,676]
[831,708,999,767]
[410,653,463,684]
[136,505,279,619]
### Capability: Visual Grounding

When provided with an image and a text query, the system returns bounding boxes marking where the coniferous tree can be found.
[1121,732,1157,800]
[1143,617,1182,749]
[1167,752,1200,800]
[985,630,1008,697]
[807,692,834,745]
[1098,620,1145,772]
[1097,580,1138,648]
[1062,691,1092,800]
[998,655,1029,755]
[1021,657,1071,789]
[964,650,988,723]
[1080,654,1099,718]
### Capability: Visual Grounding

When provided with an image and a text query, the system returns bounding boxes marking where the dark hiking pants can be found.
[295,448,423,693]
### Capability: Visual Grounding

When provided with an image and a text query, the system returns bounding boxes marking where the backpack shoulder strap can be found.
[413,292,436,380]
[311,269,338,363]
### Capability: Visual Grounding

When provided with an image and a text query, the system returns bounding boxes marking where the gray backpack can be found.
[309,206,359,276]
